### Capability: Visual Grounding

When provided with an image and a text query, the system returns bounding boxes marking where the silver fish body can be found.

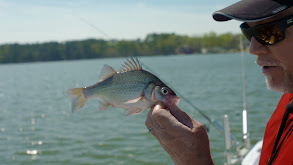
[65,58,180,116]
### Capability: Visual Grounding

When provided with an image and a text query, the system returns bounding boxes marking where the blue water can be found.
[0,54,281,164]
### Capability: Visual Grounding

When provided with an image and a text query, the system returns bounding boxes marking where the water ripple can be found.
[0,55,282,165]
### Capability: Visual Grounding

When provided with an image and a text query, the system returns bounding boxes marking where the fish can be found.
[64,57,180,116]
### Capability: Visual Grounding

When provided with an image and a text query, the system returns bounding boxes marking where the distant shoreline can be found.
[0,32,248,64]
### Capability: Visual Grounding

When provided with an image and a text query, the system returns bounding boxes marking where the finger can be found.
[150,104,184,129]
[169,104,194,128]
[145,106,162,136]
[146,105,163,129]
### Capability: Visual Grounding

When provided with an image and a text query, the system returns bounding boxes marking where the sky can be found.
[0,0,241,44]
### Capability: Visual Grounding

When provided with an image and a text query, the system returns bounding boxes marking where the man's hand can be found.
[145,104,214,165]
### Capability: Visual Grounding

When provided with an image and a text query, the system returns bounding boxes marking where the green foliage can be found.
[0,32,248,64]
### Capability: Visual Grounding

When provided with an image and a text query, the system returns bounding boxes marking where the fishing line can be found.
[77,16,111,39]
[70,11,111,39]
[141,61,237,142]
[70,9,239,143]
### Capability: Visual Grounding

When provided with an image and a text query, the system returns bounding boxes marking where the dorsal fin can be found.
[118,57,142,73]
[98,64,116,82]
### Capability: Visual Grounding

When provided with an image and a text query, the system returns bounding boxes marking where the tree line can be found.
[0,32,248,64]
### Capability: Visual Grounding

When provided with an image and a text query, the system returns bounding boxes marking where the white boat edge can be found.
[241,140,263,165]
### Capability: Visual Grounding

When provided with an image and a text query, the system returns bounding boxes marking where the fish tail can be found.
[64,87,87,113]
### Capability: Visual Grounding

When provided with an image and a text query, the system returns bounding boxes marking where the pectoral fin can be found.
[124,96,143,104]
[98,99,110,111]
[126,108,144,116]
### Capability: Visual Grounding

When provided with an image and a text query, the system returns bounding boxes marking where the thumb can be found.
[169,104,193,128]
[150,104,179,129]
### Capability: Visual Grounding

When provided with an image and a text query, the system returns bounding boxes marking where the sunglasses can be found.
[240,14,293,45]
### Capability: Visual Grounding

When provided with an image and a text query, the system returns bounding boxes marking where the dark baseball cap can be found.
[213,0,293,22]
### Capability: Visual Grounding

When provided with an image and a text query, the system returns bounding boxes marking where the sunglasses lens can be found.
[240,23,284,45]
[240,27,253,41]
[253,24,283,45]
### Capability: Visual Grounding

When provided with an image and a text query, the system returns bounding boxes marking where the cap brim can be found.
[213,0,291,22]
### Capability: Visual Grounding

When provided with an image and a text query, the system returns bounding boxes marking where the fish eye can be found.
[160,87,169,95]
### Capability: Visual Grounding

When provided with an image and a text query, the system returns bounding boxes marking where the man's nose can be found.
[249,37,269,56]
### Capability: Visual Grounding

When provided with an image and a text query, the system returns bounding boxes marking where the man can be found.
[145,0,293,164]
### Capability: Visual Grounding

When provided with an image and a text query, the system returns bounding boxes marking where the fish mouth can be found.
[166,96,180,108]
[174,97,180,105]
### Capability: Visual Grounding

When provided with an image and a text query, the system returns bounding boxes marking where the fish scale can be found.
[64,57,180,116]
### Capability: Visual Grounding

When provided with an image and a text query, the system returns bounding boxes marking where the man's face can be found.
[247,8,293,93]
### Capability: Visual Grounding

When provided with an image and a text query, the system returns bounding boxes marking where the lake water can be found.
[0,54,282,165]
